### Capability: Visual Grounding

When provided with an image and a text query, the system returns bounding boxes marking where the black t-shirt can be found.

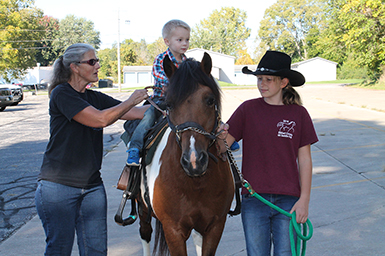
[39,83,121,188]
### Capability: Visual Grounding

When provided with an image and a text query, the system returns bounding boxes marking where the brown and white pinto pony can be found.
[138,53,235,256]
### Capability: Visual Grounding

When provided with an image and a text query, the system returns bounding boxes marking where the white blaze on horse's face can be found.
[189,136,197,169]
[180,132,209,177]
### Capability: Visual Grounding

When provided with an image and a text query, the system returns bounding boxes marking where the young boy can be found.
[126,19,191,165]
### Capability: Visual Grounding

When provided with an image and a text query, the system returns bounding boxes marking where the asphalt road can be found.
[1,85,385,255]
[0,90,133,243]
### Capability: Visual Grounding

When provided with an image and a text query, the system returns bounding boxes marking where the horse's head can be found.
[164,53,221,177]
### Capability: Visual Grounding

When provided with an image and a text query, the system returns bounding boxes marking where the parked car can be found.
[0,82,24,111]
[22,82,48,91]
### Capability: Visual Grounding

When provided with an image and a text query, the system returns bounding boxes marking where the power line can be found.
[0,29,50,32]
[0,39,54,43]
[0,46,53,51]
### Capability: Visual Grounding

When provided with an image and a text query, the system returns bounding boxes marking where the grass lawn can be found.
[350,81,385,90]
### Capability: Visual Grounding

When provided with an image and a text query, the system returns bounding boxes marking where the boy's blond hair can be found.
[162,19,190,39]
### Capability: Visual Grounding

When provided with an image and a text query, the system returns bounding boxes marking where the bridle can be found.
[145,88,223,149]
[165,105,222,148]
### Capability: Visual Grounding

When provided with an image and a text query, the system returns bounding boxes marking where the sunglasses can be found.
[77,58,99,66]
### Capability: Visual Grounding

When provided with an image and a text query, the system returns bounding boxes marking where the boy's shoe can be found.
[230,141,240,152]
[126,148,140,166]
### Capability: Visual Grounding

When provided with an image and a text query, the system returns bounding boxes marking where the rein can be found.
[224,140,313,256]
[146,97,167,116]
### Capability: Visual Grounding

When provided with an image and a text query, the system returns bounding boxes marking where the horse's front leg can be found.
[162,223,189,256]
[200,218,227,256]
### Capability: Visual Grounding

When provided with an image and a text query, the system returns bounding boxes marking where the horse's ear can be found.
[163,55,177,79]
[200,52,212,75]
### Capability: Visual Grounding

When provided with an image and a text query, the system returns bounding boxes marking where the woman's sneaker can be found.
[126,148,140,166]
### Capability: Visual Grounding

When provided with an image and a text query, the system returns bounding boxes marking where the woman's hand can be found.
[128,89,148,105]
[73,89,149,128]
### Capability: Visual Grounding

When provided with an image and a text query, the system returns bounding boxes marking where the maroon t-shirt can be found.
[227,98,318,197]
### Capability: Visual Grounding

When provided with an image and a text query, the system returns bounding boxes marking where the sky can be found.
[33,0,278,51]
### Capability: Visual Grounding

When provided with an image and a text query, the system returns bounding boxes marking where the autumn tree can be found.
[0,0,45,81]
[235,49,255,65]
[34,15,59,66]
[190,7,251,60]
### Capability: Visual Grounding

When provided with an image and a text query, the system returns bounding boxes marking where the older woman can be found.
[34,43,148,256]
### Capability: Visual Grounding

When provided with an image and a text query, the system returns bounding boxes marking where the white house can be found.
[123,66,154,87]
[21,66,53,85]
[122,48,235,86]
[185,48,235,83]
[292,57,338,82]
[233,57,338,85]
[233,65,258,85]
[2,65,53,85]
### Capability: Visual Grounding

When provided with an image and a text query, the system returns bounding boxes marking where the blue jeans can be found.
[129,105,156,151]
[35,180,107,256]
[241,193,298,256]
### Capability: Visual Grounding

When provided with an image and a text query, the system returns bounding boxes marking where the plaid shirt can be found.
[151,48,186,98]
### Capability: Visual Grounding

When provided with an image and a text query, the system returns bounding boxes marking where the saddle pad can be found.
[144,118,169,165]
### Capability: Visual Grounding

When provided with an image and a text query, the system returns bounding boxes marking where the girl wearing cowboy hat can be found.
[219,50,318,255]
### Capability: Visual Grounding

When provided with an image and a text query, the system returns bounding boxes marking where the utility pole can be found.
[117,10,121,92]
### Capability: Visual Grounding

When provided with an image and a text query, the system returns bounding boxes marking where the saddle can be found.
[115,116,168,226]
[116,114,168,192]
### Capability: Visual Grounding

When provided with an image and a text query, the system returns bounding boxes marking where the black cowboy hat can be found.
[242,50,305,86]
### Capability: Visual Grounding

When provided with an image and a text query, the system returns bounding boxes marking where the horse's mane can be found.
[165,58,222,112]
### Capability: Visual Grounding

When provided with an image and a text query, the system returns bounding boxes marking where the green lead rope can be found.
[222,139,313,255]
[243,181,313,256]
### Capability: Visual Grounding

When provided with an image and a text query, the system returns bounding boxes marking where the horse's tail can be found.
[153,219,169,256]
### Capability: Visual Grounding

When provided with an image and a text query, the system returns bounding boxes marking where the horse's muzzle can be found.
[180,150,209,177]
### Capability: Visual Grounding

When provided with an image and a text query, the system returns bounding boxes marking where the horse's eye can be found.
[206,97,215,107]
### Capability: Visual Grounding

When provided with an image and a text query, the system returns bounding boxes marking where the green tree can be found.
[147,37,167,64]
[190,7,251,59]
[52,14,101,56]
[97,39,138,82]
[98,47,116,81]
[257,0,326,61]
[0,0,45,81]
[120,39,137,66]
[337,52,369,80]
[131,39,152,65]
[325,0,385,80]
[311,2,349,68]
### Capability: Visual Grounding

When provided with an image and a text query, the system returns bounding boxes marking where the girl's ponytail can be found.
[282,85,302,105]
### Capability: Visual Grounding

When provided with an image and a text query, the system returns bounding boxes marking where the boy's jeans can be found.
[241,193,298,256]
[35,180,107,256]
[129,105,156,151]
